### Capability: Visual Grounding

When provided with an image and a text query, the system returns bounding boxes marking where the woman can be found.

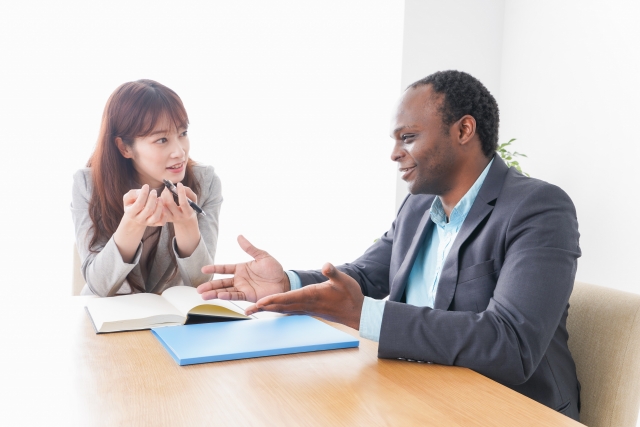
[71,79,222,296]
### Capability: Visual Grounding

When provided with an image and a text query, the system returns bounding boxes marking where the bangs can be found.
[135,88,189,137]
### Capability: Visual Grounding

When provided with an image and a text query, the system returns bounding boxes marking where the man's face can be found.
[390,85,457,196]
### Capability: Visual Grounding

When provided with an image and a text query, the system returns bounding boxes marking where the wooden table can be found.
[0,297,582,426]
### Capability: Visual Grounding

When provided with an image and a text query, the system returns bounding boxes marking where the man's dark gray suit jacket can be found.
[293,155,581,421]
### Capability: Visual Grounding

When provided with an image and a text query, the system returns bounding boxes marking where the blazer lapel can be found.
[434,156,509,310]
[146,225,173,292]
[389,208,434,301]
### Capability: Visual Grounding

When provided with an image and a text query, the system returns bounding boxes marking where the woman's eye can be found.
[155,138,168,144]
[180,130,188,137]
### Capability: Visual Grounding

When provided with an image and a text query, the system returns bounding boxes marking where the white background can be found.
[1,0,639,424]
[0,1,404,299]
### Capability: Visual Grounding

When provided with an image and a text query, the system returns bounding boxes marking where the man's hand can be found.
[197,235,290,302]
[245,263,365,330]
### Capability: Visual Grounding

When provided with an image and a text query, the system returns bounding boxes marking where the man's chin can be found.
[407,181,438,196]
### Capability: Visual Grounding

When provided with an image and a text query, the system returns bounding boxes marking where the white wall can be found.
[400,0,640,295]
[499,1,640,294]
[0,1,404,299]
[398,0,506,208]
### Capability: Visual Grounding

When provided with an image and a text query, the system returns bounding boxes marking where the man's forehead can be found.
[402,85,442,111]
[391,85,442,131]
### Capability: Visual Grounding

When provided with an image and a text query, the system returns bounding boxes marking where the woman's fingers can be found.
[183,186,197,203]
[136,189,157,220]
[177,183,194,214]
[161,187,180,217]
[123,189,139,206]
[132,185,149,209]
[147,197,164,224]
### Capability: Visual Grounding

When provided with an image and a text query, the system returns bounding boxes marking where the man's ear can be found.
[457,115,476,146]
[115,137,133,159]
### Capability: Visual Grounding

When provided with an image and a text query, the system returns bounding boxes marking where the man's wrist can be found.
[282,272,291,292]
[285,271,302,291]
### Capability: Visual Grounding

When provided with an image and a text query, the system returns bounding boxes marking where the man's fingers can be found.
[197,277,235,293]
[237,235,268,260]
[253,289,306,310]
[321,262,351,284]
[199,288,246,301]
[216,290,247,300]
[201,264,237,275]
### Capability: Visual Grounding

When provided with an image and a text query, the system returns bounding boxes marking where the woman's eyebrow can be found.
[148,129,169,136]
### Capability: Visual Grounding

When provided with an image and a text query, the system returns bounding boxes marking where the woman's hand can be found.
[160,182,201,258]
[159,182,197,226]
[114,184,165,263]
[123,184,165,227]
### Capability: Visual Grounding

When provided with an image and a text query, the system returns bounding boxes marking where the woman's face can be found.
[120,118,190,189]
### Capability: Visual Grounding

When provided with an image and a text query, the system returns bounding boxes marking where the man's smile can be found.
[399,165,416,180]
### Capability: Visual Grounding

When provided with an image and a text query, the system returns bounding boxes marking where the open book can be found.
[85,286,281,333]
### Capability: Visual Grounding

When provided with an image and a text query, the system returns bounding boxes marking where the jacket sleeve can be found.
[378,184,580,385]
[174,165,222,287]
[70,169,141,297]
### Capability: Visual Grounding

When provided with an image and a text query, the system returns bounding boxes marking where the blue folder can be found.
[151,315,359,366]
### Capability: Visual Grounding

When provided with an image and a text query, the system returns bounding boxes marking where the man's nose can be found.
[390,142,404,162]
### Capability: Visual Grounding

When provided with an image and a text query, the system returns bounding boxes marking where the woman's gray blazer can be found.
[71,164,222,297]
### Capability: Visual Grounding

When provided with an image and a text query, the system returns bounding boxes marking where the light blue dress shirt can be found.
[288,159,493,342]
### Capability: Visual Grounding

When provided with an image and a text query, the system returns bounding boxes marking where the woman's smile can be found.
[167,161,185,174]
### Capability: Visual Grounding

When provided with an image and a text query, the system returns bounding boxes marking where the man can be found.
[197,70,581,421]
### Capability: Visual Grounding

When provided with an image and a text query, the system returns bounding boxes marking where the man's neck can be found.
[440,156,492,218]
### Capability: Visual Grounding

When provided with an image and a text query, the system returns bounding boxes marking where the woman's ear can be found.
[115,137,133,159]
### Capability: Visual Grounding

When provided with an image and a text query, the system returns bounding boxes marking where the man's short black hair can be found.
[409,70,499,157]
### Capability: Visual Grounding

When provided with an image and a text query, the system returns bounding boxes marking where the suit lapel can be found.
[146,225,173,292]
[433,156,509,310]
[389,208,434,301]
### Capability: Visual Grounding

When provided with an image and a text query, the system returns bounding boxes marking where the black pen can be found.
[162,179,206,216]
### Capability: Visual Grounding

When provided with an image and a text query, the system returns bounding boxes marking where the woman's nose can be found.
[170,139,186,157]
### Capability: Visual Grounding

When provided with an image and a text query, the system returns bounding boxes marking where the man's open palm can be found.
[197,235,289,302]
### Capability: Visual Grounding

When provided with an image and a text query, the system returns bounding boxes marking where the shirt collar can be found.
[430,158,494,228]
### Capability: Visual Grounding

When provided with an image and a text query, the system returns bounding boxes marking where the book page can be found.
[85,293,184,331]
[229,300,285,319]
[161,286,249,319]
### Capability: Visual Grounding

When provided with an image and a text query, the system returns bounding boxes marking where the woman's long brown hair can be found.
[87,79,200,293]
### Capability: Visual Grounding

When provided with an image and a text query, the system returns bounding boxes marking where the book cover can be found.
[151,315,359,365]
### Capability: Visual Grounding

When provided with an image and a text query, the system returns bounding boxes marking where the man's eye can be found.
[401,134,414,142]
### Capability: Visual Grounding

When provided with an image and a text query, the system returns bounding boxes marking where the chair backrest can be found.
[567,281,640,427]
[72,243,85,295]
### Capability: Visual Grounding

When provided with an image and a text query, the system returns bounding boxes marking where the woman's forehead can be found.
[143,113,187,136]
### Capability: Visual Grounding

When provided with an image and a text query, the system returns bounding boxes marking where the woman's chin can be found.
[164,170,186,183]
